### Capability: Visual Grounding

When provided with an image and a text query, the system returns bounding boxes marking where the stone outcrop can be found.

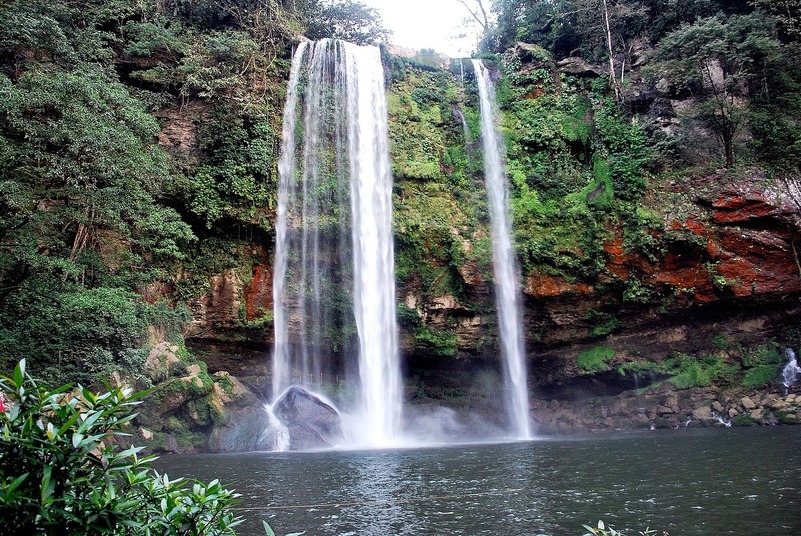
[557,56,605,77]
[138,342,273,453]
[207,372,274,452]
[272,386,344,450]
[183,169,801,424]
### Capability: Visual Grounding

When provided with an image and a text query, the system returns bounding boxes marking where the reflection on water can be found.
[154,427,801,536]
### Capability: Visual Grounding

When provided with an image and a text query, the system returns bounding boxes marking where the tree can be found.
[650,14,781,166]
[568,0,647,99]
[750,0,801,41]
[458,0,490,29]
[306,0,391,45]
[0,68,195,298]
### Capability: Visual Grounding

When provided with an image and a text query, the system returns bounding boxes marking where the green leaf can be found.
[263,520,276,536]
[13,359,25,388]
[41,465,55,503]
[5,472,29,493]
[57,410,82,436]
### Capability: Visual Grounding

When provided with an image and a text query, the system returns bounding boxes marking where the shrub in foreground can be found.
[0,360,241,535]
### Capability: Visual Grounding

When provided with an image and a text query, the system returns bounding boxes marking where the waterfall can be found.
[452,105,471,145]
[782,348,801,392]
[344,43,403,446]
[472,59,531,439]
[272,39,402,447]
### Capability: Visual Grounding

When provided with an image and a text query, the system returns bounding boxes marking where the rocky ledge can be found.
[532,385,801,433]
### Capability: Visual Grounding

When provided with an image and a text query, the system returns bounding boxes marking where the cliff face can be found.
[167,45,801,437]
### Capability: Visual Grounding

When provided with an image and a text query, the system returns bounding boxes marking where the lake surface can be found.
[155,427,801,535]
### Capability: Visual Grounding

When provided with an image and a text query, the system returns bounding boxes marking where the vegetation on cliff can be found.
[0,0,387,384]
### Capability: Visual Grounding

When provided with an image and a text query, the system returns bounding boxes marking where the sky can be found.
[360,0,482,57]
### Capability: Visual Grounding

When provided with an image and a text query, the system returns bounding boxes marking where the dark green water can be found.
[155,427,801,535]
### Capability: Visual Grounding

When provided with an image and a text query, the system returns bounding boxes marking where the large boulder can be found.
[207,374,274,452]
[273,386,344,450]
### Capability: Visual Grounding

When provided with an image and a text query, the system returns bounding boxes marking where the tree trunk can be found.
[602,0,621,100]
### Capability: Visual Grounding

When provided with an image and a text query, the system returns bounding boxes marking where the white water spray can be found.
[472,59,531,439]
[264,404,290,451]
[272,40,402,448]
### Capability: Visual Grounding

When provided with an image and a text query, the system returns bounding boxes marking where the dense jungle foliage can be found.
[0,0,799,387]
[0,0,388,385]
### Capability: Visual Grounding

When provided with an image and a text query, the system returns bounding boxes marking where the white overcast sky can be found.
[360,0,481,57]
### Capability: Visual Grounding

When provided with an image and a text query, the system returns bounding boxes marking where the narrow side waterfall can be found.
[273,39,402,448]
[782,348,801,392]
[472,59,531,439]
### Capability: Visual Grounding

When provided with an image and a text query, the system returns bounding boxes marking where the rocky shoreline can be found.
[530,384,801,434]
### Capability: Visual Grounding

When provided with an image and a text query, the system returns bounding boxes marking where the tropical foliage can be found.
[0,360,241,535]
[0,0,390,384]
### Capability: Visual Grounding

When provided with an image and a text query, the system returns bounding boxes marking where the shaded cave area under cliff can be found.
[184,292,801,405]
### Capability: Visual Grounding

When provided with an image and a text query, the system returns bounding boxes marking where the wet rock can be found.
[273,386,344,450]
[242,261,273,321]
[208,373,274,452]
[767,398,789,411]
[657,405,675,415]
[692,406,713,421]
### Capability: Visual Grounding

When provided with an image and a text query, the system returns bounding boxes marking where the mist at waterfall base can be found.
[155,427,801,536]
[267,41,530,450]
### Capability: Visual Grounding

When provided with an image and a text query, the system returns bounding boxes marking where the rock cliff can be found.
[158,45,801,446]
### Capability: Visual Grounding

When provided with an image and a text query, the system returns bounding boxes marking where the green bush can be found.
[415,326,458,357]
[732,414,758,426]
[0,287,151,387]
[577,347,616,374]
[741,344,783,368]
[740,344,782,388]
[666,352,739,389]
[742,364,779,389]
[0,360,241,535]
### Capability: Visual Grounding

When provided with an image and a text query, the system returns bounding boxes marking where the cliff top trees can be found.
[307,0,391,45]
[650,13,783,166]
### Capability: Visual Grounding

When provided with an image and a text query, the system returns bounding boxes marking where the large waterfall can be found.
[273,39,402,447]
[472,59,531,439]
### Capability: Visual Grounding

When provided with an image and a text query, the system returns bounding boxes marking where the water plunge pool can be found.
[155,427,801,535]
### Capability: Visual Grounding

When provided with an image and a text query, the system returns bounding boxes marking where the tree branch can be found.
[455,0,487,29]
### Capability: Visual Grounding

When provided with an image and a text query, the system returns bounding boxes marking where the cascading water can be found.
[272,39,402,448]
[472,59,531,439]
[782,348,801,393]
[452,105,471,146]
[345,43,403,446]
